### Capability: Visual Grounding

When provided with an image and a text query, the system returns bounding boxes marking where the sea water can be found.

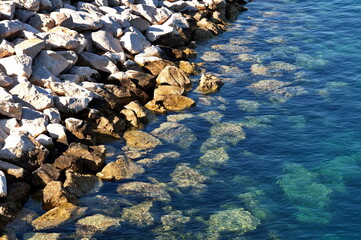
[21,0,361,239]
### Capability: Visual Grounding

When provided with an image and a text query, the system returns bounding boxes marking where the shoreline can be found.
[0,0,249,237]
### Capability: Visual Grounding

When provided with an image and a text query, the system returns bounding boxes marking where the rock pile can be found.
[0,0,248,230]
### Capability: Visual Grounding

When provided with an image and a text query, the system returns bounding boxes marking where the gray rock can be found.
[0,54,32,78]
[56,51,78,72]
[32,164,61,187]
[120,27,151,54]
[47,123,68,145]
[0,118,18,135]
[121,201,154,226]
[133,5,171,25]
[69,66,100,82]
[100,15,124,37]
[0,87,22,120]
[76,214,120,237]
[18,0,41,12]
[28,13,55,31]
[120,12,150,32]
[151,122,196,149]
[0,72,13,87]
[96,158,145,181]
[145,25,174,42]
[124,130,162,151]
[69,10,102,31]
[0,170,7,198]
[199,147,229,167]
[29,66,60,88]
[0,20,24,38]
[135,0,158,7]
[50,81,93,99]
[0,160,26,180]
[247,79,290,95]
[103,52,127,65]
[18,107,48,137]
[76,2,103,18]
[0,2,16,20]
[117,181,170,202]
[10,82,54,111]
[39,0,52,12]
[43,181,77,211]
[14,38,45,59]
[50,12,74,29]
[14,9,36,22]
[78,51,119,74]
[33,50,69,77]
[43,108,61,124]
[49,0,63,10]
[53,96,91,116]
[91,30,124,53]
[210,122,245,145]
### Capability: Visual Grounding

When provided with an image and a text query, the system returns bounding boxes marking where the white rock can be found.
[103,52,127,65]
[36,134,54,149]
[0,39,14,58]
[0,86,22,120]
[76,2,103,18]
[135,0,158,7]
[120,12,149,32]
[91,30,124,53]
[68,66,100,82]
[145,25,174,42]
[47,123,68,145]
[53,96,92,116]
[0,170,7,198]
[18,107,49,137]
[100,15,124,38]
[120,27,151,54]
[78,51,119,74]
[20,0,41,12]
[0,71,13,87]
[14,38,45,59]
[0,20,24,38]
[34,50,69,77]
[0,2,16,20]
[49,81,94,99]
[56,51,78,72]
[69,10,102,31]
[43,108,61,124]
[29,66,60,88]
[0,54,32,78]
[28,13,55,31]
[0,118,19,135]
[10,82,54,111]
[45,27,87,53]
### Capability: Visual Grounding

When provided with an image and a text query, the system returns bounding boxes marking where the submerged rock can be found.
[210,122,245,145]
[76,214,120,237]
[171,163,207,190]
[117,181,170,202]
[247,79,290,95]
[121,201,154,226]
[137,151,181,167]
[159,210,190,231]
[199,147,229,168]
[23,233,61,240]
[236,99,260,112]
[198,110,224,124]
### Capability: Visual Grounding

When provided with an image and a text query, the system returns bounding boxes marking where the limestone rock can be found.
[32,164,61,187]
[50,81,93,99]
[0,39,14,59]
[69,66,100,82]
[14,39,45,59]
[121,201,154,226]
[171,163,207,189]
[50,12,74,29]
[0,170,7,198]
[64,171,100,198]
[45,26,87,53]
[76,214,120,237]
[35,134,54,149]
[199,147,229,167]
[156,66,191,89]
[0,20,24,38]
[0,72,13,87]
[29,66,60,88]
[43,181,77,211]
[124,130,162,151]
[32,203,87,230]
[145,25,174,42]
[0,87,22,120]
[117,182,170,202]
[100,15,124,38]
[78,51,119,74]
[46,123,68,145]
[121,108,139,127]
[0,2,16,20]
[53,96,92,117]
[28,13,55,31]
[196,73,224,93]
[33,50,69,77]
[151,122,196,149]
[10,82,54,111]
[210,122,245,145]
[19,107,49,137]
[96,158,145,181]
[91,30,123,53]
[149,95,196,111]
[68,10,102,32]
[0,118,18,135]
[0,54,32,78]
[53,155,82,172]
[120,27,151,54]
[43,108,61,124]
[0,160,26,180]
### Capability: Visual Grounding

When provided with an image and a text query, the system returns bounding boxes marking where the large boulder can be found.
[18,107,49,137]
[45,27,87,53]
[33,50,69,77]
[0,160,27,181]
[91,30,124,53]
[78,51,119,74]
[156,66,191,89]
[117,181,170,202]
[0,54,32,78]
[0,20,24,38]
[96,158,145,181]
[120,27,151,54]
[196,73,224,93]
[53,96,92,117]
[14,38,45,59]
[64,171,100,198]
[32,164,61,187]
[123,130,162,151]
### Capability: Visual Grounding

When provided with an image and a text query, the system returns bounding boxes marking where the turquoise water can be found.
[20,0,361,239]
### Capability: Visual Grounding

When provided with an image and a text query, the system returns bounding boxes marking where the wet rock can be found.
[200,137,227,153]
[96,158,145,181]
[117,181,170,202]
[200,51,224,62]
[124,130,162,151]
[156,66,191,90]
[160,210,190,231]
[32,203,87,230]
[63,143,106,172]
[198,111,224,124]
[121,108,139,128]
[199,147,229,167]
[167,113,194,123]
[91,30,124,53]
[0,20,24,38]
[151,122,196,149]
[0,160,26,180]
[18,107,49,137]
[196,73,223,93]
[120,27,152,54]
[76,214,120,237]
[10,82,54,111]
[247,79,290,95]
[23,233,61,240]
[0,87,22,120]
[14,39,44,59]
[43,108,61,124]
[53,155,82,172]
[33,50,69,77]
[236,99,260,112]
[171,163,207,190]
[0,54,32,78]
[137,151,180,167]
[121,201,154,226]
[64,171,100,198]
[32,164,61,187]
[250,63,269,76]
[268,86,307,103]
[42,181,78,211]
[210,122,245,145]
[208,208,260,234]
[0,170,7,198]
[78,51,119,74]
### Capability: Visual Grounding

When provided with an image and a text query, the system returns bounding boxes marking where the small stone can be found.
[196,73,223,93]
[0,54,32,78]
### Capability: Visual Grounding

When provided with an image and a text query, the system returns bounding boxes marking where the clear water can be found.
[21,0,361,239]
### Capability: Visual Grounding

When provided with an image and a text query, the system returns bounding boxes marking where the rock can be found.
[36,134,54,149]
[210,122,245,145]
[134,55,174,76]
[0,39,14,59]
[121,201,154,226]
[10,82,54,111]
[0,160,26,180]
[96,158,145,181]
[32,203,87,230]
[120,108,139,127]
[65,117,93,142]
[64,171,100,198]
[124,101,150,121]
[29,66,60,88]
[53,155,82,172]
[199,147,229,167]
[47,123,68,145]
[0,87,22,120]
[14,39,45,59]
[53,96,92,117]
[236,99,260,112]
[171,163,207,189]
[167,114,194,123]
[76,214,120,237]
[247,79,290,95]
[151,122,196,150]
[28,13,55,31]
[45,27,87,53]
[117,181,170,202]
[198,110,223,124]
[145,25,174,42]
[19,107,49,137]
[63,143,106,172]
[50,12,74,29]
[43,108,61,124]
[0,54,32,78]
[148,95,195,112]
[23,233,61,240]
[197,17,223,35]
[120,27,151,54]
[50,81,93,99]
[208,208,260,234]
[68,10,102,31]
[14,9,36,22]
[125,70,156,90]
[0,20,24,38]
[78,51,119,74]
[0,2,15,20]
[42,181,77,211]
[196,74,224,93]
[153,84,184,99]
[0,72,13,87]
[137,151,180,167]
[6,182,30,204]
[179,61,195,75]
[156,66,191,89]
[123,130,162,151]
[32,164,61,187]
[0,170,7,198]
[33,50,69,77]
[91,30,123,53]
[160,210,190,231]
[103,51,127,65]
[0,132,48,170]
[193,28,214,42]
[56,51,78,72]
[69,66,100,82]
[99,15,124,38]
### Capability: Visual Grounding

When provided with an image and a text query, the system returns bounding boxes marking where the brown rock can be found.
[162,95,196,111]
[43,181,78,211]
[196,73,224,93]
[64,171,100,198]
[32,164,61,187]
[156,66,191,90]
[123,130,162,151]
[53,155,82,172]
[96,158,145,181]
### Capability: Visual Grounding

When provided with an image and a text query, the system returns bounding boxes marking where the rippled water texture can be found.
[20,0,361,239]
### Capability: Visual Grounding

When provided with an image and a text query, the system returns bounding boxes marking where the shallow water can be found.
[20,0,361,239]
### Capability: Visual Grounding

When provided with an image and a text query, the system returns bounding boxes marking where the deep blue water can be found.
[20,0,361,239]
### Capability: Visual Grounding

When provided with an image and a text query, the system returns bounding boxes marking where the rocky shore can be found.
[0,0,248,237]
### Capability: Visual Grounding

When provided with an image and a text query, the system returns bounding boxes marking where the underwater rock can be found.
[199,147,229,168]
[200,137,228,153]
[210,122,245,145]
[151,122,196,150]
[76,214,120,237]
[269,61,298,71]
[200,51,224,62]
[123,130,162,151]
[167,113,195,123]
[236,99,260,112]
[159,210,190,231]
[268,86,307,103]
[23,233,61,240]
[238,188,272,220]
[250,63,269,76]
[121,201,154,226]
[198,111,224,125]
[171,163,207,190]
[247,79,290,95]
[208,208,260,234]
[137,151,181,167]
[64,171,101,198]
[117,181,170,202]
